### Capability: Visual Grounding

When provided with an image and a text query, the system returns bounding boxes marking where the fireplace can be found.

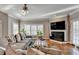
[50,32,64,42]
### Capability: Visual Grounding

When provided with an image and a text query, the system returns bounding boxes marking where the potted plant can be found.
[37,30,43,40]
[20,28,26,36]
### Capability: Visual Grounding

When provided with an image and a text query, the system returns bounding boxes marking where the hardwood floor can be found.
[47,39,79,55]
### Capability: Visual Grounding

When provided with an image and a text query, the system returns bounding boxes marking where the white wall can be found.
[49,17,68,42]
[0,11,8,38]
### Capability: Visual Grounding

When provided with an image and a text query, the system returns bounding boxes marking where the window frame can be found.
[71,18,79,46]
[24,24,44,36]
[13,22,18,35]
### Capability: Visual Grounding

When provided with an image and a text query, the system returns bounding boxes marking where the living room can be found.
[0,4,79,55]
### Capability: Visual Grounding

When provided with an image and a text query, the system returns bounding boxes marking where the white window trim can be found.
[24,24,44,36]
[71,18,79,46]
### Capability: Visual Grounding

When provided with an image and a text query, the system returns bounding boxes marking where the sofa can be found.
[6,33,35,49]
[0,33,35,55]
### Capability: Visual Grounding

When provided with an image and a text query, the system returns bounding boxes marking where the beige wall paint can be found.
[0,11,8,38]
[43,21,50,39]
[0,12,9,48]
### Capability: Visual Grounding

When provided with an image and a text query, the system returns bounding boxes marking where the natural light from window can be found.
[13,23,18,35]
[24,24,44,36]
[72,20,79,46]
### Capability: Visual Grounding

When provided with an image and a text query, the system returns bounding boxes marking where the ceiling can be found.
[0,4,79,21]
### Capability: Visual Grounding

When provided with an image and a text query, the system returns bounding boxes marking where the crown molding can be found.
[41,5,79,17]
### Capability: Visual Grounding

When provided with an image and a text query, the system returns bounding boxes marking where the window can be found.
[37,25,43,33]
[72,19,79,46]
[13,23,18,34]
[31,25,37,35]
[25,25,30,35]
[24,24,44,36]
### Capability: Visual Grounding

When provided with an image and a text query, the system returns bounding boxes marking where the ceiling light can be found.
[20,4,29,16]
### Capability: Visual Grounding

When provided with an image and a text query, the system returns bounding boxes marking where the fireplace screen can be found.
[50,32,64,42]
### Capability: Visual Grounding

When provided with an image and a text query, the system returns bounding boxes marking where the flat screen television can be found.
[50,21,65,30]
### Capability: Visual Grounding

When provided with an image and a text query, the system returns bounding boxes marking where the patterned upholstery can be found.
[20,32,26,40]
[10,34,16,43]
[8,34,16,43]
[15,33,22,42]
[22,39,35,50]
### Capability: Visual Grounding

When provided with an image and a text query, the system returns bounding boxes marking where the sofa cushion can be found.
[10,35,16,43]
[6,36,12,42]
[11,43,26,49]
[0,49,5,55]
[20,33,26,40]
[16,33,21,42]
[22,39,35,50]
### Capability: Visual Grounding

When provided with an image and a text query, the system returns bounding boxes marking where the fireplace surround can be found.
[50,32,64,42]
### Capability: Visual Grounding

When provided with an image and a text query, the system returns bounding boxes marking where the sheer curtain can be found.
[72,19,79,46]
